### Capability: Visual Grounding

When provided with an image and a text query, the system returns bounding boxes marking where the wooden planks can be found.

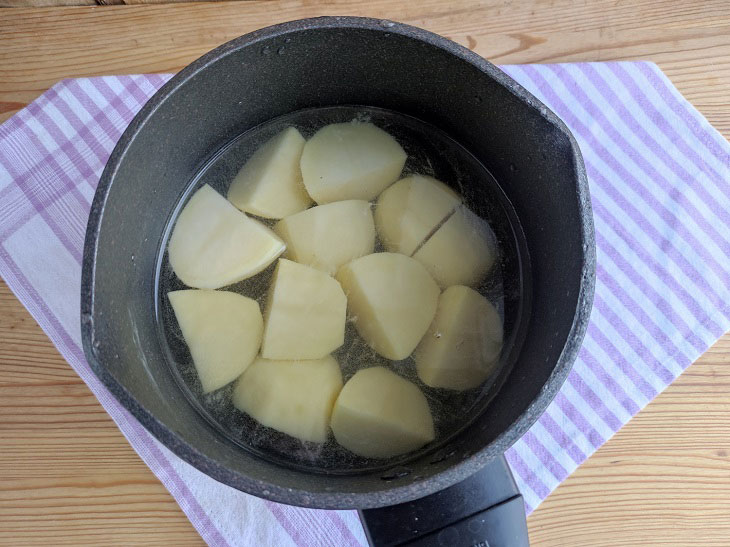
[0,281,203,545]
[0,0,232,7]
[2,278,728,545]
[529,335,730,546]
[1,1,729,545]
[1,1,729,130]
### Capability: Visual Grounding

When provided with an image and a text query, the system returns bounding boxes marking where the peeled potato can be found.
[336,253,439,360]
[169,290,263,393]
[300,122,406,204]
[168,185,285,289]
[228,127,312,219]
[415,285,503,390]
[232,355,343,443]
[375,175,462,255]
[273,200,375,275]
[262,259,347,360]
[331,367,435,458]
[413,206,496,288]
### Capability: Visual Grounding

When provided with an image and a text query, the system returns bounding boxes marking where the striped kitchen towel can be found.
[0,62,729,546]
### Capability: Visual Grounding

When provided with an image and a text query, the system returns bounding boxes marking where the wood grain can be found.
[0,281,204,545]
[530,336,730,547]
[0,1,729,545]
[0,0,227,8]
[1,0,729,130]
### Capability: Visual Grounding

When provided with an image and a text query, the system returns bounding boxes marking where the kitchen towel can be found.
[1,61,729,546]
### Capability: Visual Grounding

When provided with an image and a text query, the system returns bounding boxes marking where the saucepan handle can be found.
[359,454,529,546]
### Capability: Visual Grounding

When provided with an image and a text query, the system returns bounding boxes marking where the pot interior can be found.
[155,104,529,475]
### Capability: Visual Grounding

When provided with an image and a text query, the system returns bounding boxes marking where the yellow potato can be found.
[273,200,375,275]
[261,259,347,360]
[168,184,285,289]
[330,367,435,458]
[169,289,263,393]
[300,122,406,204]
[336,253,439,360]
[375,175,461,255]
[228,127,312,219]
[413,206,496,288]
[415,285,503,390]
[232,355,343,443]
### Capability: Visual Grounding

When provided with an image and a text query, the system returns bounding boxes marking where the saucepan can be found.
[81,16,595,546]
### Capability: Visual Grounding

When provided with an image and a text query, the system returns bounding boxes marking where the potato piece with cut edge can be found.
[330,367,435,459]
[168,289,263,393]
[336,253,439,360]
[168,184,285,289]
[232,355,343,443]
[261,259,347,360]
[300,122,407,204]
[415,285,503,390]
[273,200,375,275]
[412,205,496,288]
[228,127,312,219]
[375,175,462,256]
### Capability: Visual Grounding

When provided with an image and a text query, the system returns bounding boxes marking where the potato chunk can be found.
[375,175,462,255]
[415,286,503,390]
[331,367,435,458]
[336,253,439,360]
[169,290,263,393]
[412,206,496,288]
[232,355,343,443]
[273,200,375,275]
[168,184,285,289]
[262,259,347,360]
[300,122,406,204]
[228,127,312,219]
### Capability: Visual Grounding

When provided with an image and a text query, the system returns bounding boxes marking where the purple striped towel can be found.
[1,62,729,546]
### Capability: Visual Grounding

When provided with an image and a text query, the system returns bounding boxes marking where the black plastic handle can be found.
[359,454,529,546]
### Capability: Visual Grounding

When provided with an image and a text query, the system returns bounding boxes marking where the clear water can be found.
[155,106,525,474]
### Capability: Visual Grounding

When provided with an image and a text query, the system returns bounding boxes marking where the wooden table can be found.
[1,1,729,545]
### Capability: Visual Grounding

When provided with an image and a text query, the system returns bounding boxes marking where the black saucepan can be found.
[81,16,595,546]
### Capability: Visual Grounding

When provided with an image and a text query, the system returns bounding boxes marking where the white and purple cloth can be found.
[1,62,729,546]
